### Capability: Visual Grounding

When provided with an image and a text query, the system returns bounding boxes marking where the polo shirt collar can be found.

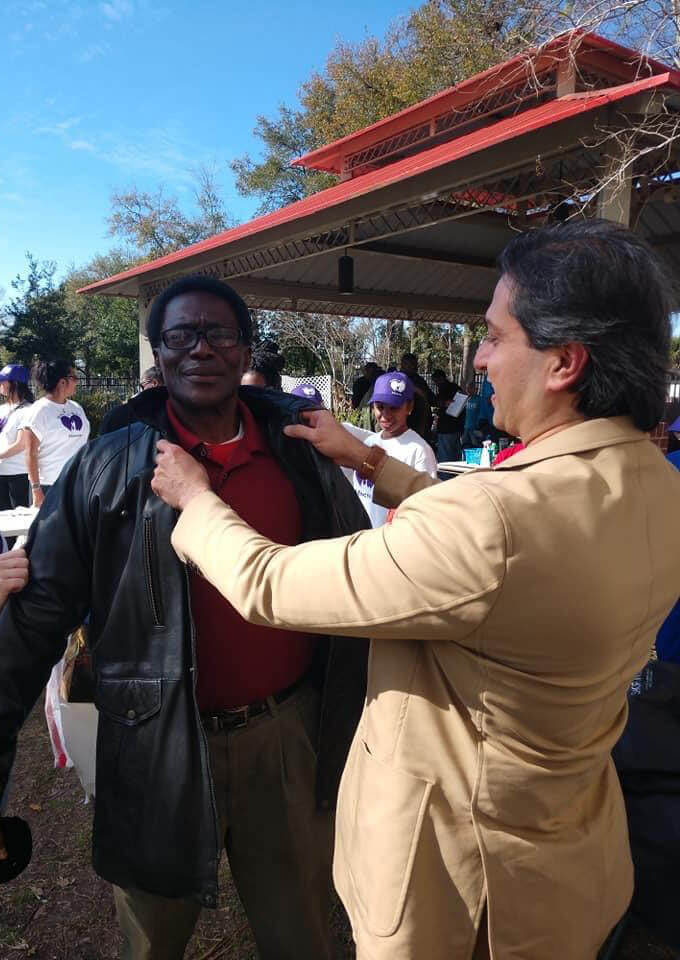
[166,399,267,467]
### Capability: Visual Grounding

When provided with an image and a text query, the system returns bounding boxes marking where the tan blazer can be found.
[172,417,680,960]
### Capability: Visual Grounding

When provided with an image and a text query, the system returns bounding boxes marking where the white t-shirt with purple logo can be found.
[24,397,90,484]
[0,402,32,475]
[343,423,437,527]
[0,403,13,434]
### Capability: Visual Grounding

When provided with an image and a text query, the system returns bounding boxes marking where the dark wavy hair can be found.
[146,274,252,349]
[498,219,673,431]
[10,381,34,404]
[33,359,73,394]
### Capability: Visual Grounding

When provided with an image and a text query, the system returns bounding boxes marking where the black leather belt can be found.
[200,676,305,733]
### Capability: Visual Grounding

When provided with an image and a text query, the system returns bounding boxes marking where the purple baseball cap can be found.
[291,383,324,405]
[0,364,28,384]
[669,416,680,432]
[369,371,414,407]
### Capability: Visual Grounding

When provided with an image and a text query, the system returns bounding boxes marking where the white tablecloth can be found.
[0,506,39,539]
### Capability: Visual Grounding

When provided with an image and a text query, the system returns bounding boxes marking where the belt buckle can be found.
[225,704,250,729]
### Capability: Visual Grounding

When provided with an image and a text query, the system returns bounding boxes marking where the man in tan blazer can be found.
[152,219,680,960]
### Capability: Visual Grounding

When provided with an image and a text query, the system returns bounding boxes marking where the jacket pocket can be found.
[95,677,161,726]
[142,517,164,626]
[340,740,433,937]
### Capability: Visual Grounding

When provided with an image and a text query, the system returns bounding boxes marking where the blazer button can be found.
[126,709,136,720]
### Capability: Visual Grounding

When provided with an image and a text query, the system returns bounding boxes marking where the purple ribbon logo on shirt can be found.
[60,414,83,432]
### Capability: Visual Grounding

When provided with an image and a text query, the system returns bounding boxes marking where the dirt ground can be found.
[0,699,676,960]
[0,698,352,960]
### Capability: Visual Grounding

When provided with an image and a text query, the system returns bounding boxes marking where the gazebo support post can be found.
[596,146,633,226]
[138,300,155,375]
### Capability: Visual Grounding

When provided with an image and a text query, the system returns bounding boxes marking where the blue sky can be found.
[1,0,407,297]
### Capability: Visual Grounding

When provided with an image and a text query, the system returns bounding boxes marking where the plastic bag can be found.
[44,654,98,801]
[44,658,72,771]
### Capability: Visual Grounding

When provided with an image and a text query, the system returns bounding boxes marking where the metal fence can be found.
[74,377,137,400]
[70,370,680,405]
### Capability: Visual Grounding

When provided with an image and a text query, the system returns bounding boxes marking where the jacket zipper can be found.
[183,562,221,905]
[142,517,164,626]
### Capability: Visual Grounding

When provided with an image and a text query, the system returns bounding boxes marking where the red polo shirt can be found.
[167,400,315,710]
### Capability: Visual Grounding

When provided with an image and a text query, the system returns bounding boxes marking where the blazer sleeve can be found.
[171,476,506,642]
[371,454,439,509]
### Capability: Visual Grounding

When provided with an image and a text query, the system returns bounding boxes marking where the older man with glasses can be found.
[0,274,369,960]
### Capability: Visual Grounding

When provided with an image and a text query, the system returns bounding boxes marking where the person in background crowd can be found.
[0,274,369,960]
[461,377,481,445]
[151,219,680,960]
[400,352,435,441]
[23,360,89,508]
[461,373,501,449]
[431,368,465,463]
[655,427,680,662]
[241,345,284,389]
[99,365,165,436]
[290,383,324,406]
[140,365,163,391]
[666,414,680,462]
[351,362,380,410]
[345,371,436,527]
[353,362,384,432]
[0,365,34,512]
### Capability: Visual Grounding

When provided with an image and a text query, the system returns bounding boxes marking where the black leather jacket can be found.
[0,386,369,906]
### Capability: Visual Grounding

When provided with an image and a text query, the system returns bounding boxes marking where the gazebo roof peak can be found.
[294,29,679,180]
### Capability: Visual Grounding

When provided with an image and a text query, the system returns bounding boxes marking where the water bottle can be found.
[480,440,492,468]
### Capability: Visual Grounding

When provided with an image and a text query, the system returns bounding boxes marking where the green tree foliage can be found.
[301,0,529,146]
[254,310,368,396]
[107,164,233,257]
[1,255,78,365]
[63,250,140,378]
[231,107,335,215]
[78,388,126,437]
[229,0,539,382]
[0,252,141,379]
[232,0,532,212]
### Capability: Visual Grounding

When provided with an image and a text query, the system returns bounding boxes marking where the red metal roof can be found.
[79,71,679,297]
[294,31,680,175]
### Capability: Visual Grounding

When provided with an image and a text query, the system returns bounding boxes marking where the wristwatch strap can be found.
[357,445,387,482]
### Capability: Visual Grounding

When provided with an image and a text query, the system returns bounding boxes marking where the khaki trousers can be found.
[114,684,334,960]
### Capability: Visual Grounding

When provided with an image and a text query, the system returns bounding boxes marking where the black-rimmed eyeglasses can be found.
[160,327,242,350]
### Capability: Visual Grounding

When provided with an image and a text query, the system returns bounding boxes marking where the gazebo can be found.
[79,30,680,377]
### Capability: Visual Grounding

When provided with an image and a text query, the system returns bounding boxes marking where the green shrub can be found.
[76,389,122,438]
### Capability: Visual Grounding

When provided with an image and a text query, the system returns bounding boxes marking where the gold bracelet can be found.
[357,446,387,482]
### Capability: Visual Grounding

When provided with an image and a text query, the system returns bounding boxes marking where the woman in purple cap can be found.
[344,371,437,527]
[0,364,34,513]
